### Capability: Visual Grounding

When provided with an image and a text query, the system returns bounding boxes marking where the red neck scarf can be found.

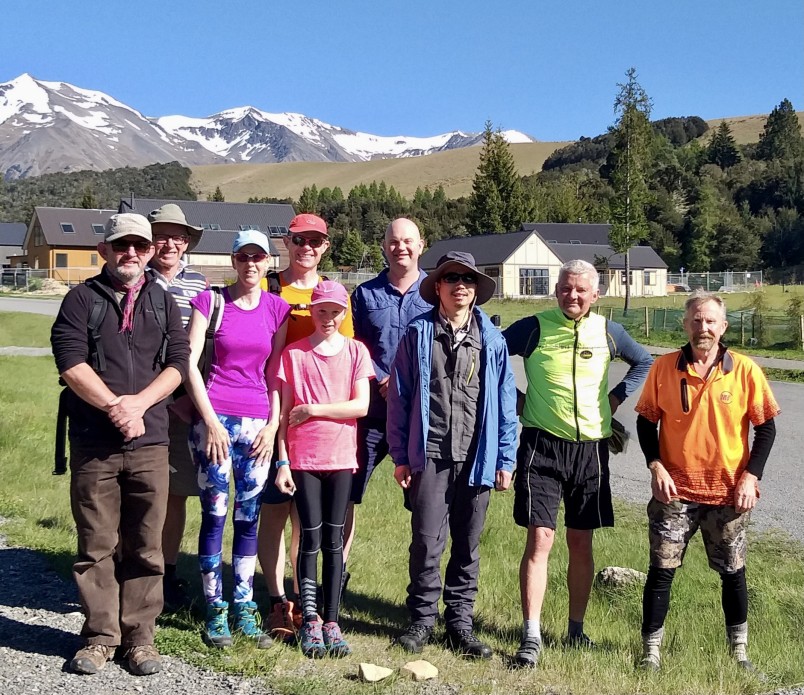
[109,274,146,333]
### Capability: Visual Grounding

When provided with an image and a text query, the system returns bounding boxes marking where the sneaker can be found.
[204,599,233,648]
[268,600,297,642]
[291,603,321,632]
[445,628,493,660]
[565,632,596,649]
[396,623,433,653]
[322,621,351,657]
[640,653,661,672]
[299,619,326,659]
[514,637,542,668]
[163,574,193,613]
[231,601,272,649]
[125,645,162,676]
[69,644,114,674]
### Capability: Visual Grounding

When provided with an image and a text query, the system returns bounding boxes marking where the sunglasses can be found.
[290,235,326,249]
[234,252,268,263]
[154,234,189,245]
[110,239,153,253]
[441,272,478,285]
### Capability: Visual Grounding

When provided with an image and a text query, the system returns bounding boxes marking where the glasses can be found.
[441,272,478,285]
[110,239,153,253]
[290,235,326,249]
[154,234,189,245]
[234,252,268,263]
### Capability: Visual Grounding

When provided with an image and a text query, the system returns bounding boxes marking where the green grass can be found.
[0,311,54,348]
[1,354,803,693]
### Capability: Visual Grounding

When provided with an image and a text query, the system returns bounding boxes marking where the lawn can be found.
[1,354,802,694]
[0,311,54,348]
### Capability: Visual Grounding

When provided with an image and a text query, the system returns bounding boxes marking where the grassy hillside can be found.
[705,111,804,145]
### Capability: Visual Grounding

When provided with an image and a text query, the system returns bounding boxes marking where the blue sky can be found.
[3,0,802,140]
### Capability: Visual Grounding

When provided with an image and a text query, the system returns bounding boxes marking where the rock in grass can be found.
[401,659,438,681]
[359,663,394,682]
[596,566,647,588]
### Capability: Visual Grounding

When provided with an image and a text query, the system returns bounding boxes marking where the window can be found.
[570,239,581,244]
[620,270,634,284]
[268,226,281,237]
[90,253,98,266]
[60,223,75,234]
[484,267,500,277]
[92,224,104,235]
[519,268,549,296]
[239,224,260,231]
[55,253,68,268]
[34,227,44,247]
[644,270,654,286]
[203,223,221,231]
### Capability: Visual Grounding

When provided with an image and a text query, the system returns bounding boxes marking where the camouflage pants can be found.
[647,498,749,573]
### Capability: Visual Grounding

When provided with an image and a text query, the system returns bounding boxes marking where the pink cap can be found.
[310,280,348,309]
[288,213,328,237]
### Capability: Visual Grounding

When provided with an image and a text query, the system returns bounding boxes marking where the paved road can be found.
[0,297,62,317]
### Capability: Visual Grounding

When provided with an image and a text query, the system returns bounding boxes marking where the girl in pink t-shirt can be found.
[275,281,373,658]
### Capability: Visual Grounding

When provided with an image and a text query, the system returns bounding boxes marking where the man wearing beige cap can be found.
[146,203,207,611]
[51,213,190,676]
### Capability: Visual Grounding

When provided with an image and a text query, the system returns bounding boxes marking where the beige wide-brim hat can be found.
[147,203,204,252]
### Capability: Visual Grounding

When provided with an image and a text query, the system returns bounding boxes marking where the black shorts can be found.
[349,418,389,504]
[513,427,614,530]
[261,443,293,506]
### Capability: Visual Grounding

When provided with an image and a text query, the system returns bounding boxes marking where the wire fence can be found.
[666,271,763,292]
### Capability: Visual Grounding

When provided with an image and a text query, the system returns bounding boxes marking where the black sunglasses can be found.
[110,239,152,253]
[441,272,478,285]
[234,252,268,263]
[290,235,325,249]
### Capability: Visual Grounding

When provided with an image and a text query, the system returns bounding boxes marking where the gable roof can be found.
[420,230,533,268]
[29,207,117,247]
[0,222,27,246]
[521,222,611,245]
[192,230,279,256]
[550,243,668,270]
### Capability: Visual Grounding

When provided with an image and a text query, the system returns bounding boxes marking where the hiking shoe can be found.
[640,653,661,672]
[291,603,321,632]
[69,644,114,674]
[268,600,297,642]
[445,628,493,660]
[232,601,272,648]
[125,645,162,676]
[321,621,351,657]
[565,632,596,649]
[299,619,326,659]
[514,637,542,668]
[163,574,193,613]
[204,599,233,648]
[396,623,433,653]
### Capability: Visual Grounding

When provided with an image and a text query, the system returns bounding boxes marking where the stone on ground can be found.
[358,662,394,682]
[401,659,438,681]
[596,566,647,588]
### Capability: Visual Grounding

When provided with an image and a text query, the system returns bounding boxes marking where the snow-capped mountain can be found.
[0,74,534,180]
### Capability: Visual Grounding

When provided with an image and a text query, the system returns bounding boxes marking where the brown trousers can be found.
[69,445,168,647]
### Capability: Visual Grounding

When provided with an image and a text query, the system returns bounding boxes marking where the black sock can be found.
[164,563,177,579]
[269,594,288,608]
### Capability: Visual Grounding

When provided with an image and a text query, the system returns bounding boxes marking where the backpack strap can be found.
[87,296,109,373]
[202,287,224,384]
[148,291,170,370]
[266,271,282,296]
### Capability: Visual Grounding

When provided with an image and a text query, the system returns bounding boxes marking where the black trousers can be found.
[406,458,491,632]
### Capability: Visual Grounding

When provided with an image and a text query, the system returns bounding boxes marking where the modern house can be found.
[0,222,27,267]
[420,224,668,298]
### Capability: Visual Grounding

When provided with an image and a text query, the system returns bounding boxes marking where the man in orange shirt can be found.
[635,291,779,672]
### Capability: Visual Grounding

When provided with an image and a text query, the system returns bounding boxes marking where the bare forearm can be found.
[185,364,219,425]
[60,363,117,411]
[307,399,368,420]
[135,366,182,410]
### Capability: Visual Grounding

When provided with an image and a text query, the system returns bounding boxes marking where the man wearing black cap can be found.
[387,251,518,659]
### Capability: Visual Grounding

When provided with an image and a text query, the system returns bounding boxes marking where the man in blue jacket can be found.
[388,251,518,659]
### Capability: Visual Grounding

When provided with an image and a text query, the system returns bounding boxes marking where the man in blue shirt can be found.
[343,218,431,579]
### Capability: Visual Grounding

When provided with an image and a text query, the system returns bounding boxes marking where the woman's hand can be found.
[288,404,316,427]
[205,418,231,464]
[250,423,278,466]
[275,465,296,495]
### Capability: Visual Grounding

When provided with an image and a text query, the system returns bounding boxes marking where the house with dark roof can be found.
[0,222,27,266]
[420,224,668,298]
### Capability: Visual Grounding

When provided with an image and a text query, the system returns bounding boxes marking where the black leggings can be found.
[642,565,748,633]
[294,469,353,623]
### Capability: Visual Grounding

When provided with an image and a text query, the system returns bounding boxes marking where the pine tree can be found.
[207,185,225,202]
[706,121,741,169]
[79,186,97,209]
[297,184,319,213]
[757,98,803,161]
[467,121,526,234]
[608,68,653,314]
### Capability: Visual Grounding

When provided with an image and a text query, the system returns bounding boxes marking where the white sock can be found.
[523,619,541,641]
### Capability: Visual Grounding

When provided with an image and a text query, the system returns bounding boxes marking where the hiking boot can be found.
[125,645,162,676]
[565,632,596,649]
[69,644,114,674]
[514,637,542,668]
[299,618,326,659]
[727,623,761,675]
[640,628,663,672]
[321,621,351,657]
[268,600,297,642]
[396,623,433,653]
[163,574,193,613]
[204,599,233,648]
[231,601,272,649]
[445,628,493,660]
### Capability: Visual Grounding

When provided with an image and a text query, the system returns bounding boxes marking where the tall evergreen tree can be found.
[757,98,803,161]
[207,185,225,202]
[467,121,526,234]
[706,121,741,169]
[608,67,653,314]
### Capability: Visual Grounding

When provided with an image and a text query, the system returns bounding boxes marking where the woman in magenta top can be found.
[185,230,290,649]
[275,281,373,658]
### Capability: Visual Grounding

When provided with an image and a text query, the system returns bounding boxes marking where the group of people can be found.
[51,206,779,678]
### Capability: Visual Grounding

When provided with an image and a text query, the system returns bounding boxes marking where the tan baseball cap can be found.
[104,213,152,243]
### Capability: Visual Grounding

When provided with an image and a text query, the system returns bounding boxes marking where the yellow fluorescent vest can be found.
[523,308,612,441]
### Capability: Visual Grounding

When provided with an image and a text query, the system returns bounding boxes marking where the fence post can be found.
[645,306,650,339]
[608,307,614,321]
[740,313,745,346]
[800,315,804,352]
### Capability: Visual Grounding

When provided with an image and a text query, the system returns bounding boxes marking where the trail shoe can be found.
[727,623,758,673]
[163,574,193,612]
[300,618,327,659]
[268,600,297,642]
[640,628,663,672]
[204,599,233,648]
[232,601,273,649]
[69,643,114,674]
[396,623,433,653]
[514,637,542,668]
[445,628,493,660]
[125,645,162,676]
[322,621,352,657]
[565,632,596,649]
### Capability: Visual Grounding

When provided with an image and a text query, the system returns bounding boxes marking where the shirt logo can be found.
[720,391,733,404]
[579,349,593,359]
